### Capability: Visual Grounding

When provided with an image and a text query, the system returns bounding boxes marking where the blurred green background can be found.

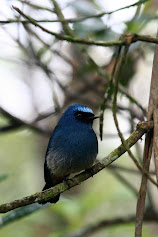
[0,0,158,236]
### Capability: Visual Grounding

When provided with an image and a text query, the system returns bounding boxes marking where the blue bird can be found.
[42,104,98,203]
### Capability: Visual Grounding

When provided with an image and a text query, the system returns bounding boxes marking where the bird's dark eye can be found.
[76,113,82,118]
[74,111,95,123]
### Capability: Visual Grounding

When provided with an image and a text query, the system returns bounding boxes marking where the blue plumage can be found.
[42,104,98,203]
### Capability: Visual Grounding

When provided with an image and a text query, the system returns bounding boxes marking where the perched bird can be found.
[42,104,98,204]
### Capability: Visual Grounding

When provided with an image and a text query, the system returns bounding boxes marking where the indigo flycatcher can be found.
[42,104,98,203]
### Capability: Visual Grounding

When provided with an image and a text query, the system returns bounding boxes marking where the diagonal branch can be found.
[0,121,154,214]
[12,7,158,47]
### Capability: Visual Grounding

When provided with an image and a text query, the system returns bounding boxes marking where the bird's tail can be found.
[40,183,60,204]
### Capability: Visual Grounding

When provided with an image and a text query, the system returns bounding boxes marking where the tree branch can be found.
[135,30,158,237]
[100,46,122,140]
[17,0,55,13]
[0,0,148,25]
[65,212,158,237]
[0,121,154,214]
[0,203,49,228]
[12,7,158,48]
[108,164,156,175]
[0,107,52,135]
[111,44,156,187]
[109,168,138,196]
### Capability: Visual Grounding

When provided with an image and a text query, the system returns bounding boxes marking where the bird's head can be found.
[60,104,99,126]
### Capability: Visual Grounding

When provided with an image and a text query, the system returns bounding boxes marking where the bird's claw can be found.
[63,178,72,189]
[86,167,94,177]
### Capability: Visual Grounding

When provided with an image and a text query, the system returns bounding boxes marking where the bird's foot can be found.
[86,167,94,177]
[63,178,73,189]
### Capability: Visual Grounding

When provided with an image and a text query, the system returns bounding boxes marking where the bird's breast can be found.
[46,126,98,176]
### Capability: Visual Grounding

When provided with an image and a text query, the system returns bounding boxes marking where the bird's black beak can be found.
[88,115,99,121]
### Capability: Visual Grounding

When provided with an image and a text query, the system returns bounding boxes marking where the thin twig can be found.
[130,114,155,209]
[108,164,155,175]
[135,133,153,237]
[0,203,49,228]
[17,0,55,13]
[153,78,158,182]
[65,212,157,237]
[112,45,156,189]
[0,107,51,136]
[100,46,122,140]
[0,123,22,133]
[153,106,158,182]
[0,0,148,25]
[51,0,73,36]
[119,85,146,115]
[109,169,138,196]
